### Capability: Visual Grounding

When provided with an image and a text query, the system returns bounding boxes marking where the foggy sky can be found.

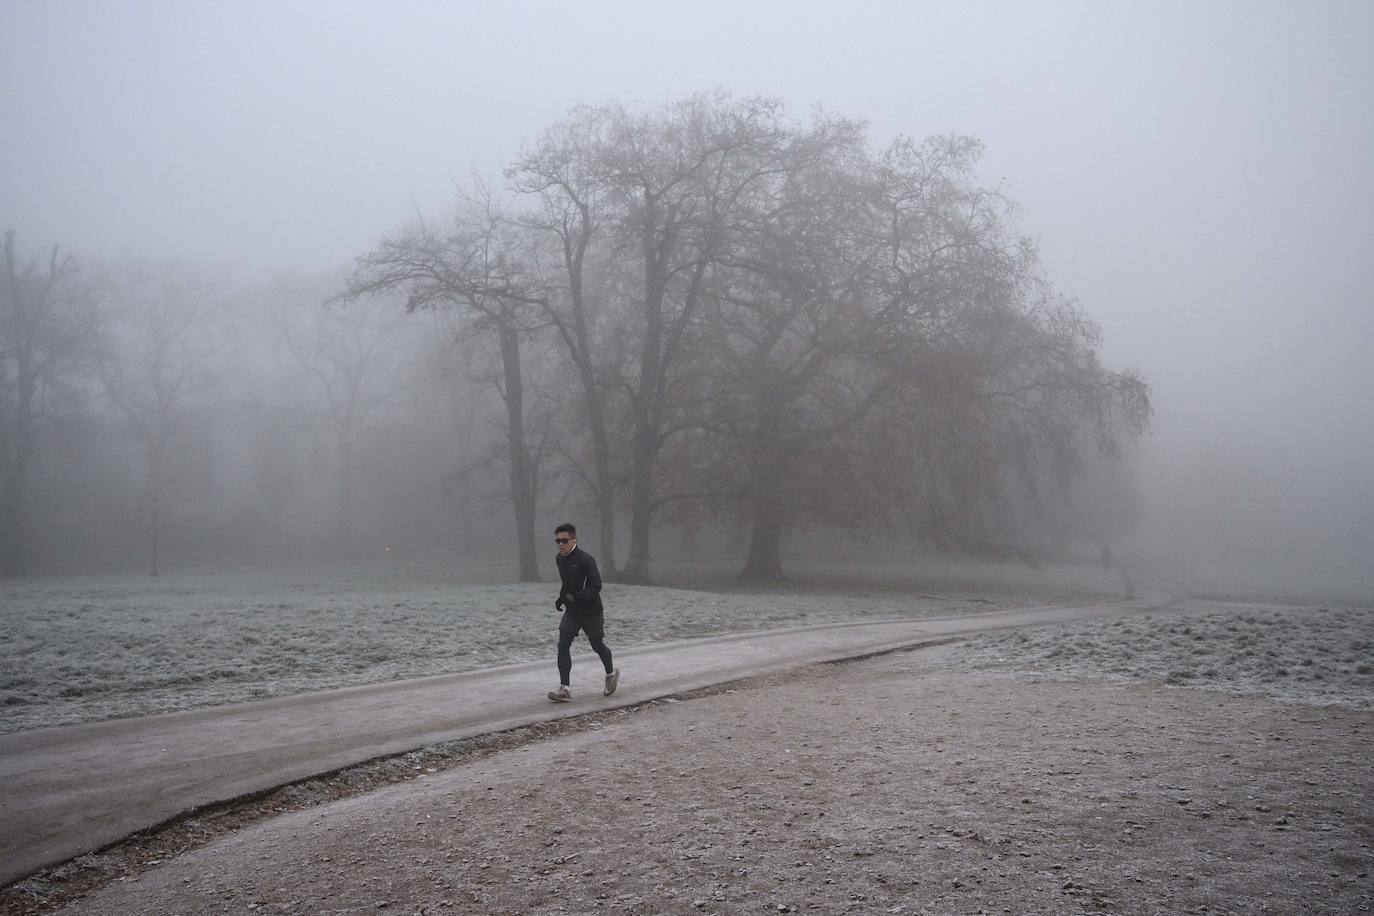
[4,0,1372,591]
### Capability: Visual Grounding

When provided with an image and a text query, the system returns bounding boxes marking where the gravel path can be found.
[18,629,1372,916]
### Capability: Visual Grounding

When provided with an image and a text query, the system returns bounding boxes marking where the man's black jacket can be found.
[556,546,604,617]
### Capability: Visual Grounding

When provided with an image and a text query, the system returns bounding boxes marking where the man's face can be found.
[556,532,576,556]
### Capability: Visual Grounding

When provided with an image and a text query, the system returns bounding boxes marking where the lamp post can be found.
[149,494,160,578]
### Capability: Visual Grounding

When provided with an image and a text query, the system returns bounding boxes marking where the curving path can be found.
[0,592,1185,885]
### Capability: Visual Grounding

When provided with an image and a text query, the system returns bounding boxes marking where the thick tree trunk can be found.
[566,275,617,574]
[738,409,787,581]
[739,507,785,580]
[621,225,667,585]
[620,423,656,584]
[498,323,539,582]
[589,397,617,574]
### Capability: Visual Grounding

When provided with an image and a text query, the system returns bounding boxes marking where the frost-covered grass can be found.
[2,557,1111,734]
[6,556,1367,733]
[958,604,1374,708]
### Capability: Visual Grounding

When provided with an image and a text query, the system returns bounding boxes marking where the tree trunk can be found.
[498,322,539,581]
[620,421,656,584]
[739,505,785,580]
[566,262,618,574]
[588,390,617,573]
[738,408,787,581]
[620,242,667,583]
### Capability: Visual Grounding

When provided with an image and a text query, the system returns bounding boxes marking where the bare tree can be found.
[97,262,228,575]
[867,137,1153,560]
[0,230,98,577]
[593,94,792,582]
[340,193,549,580]
[336,95,1153,584]
[689,131,1153,578]
[507,109,622,572]
[693,116,889,578]
[268,272,415,554]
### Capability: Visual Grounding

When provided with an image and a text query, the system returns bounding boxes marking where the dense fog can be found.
[2,2,1370,601]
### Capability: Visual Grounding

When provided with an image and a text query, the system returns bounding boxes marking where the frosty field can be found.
[4,556,1371,736]
[2,556,1116,734]
[957,603,1374,709]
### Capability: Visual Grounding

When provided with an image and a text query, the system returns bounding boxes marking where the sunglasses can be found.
[555,537,573,544]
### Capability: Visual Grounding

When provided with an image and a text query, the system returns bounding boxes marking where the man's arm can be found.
[555,557,569,609]
[576,554,603,604]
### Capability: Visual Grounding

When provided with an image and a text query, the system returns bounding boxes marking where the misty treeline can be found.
[0,227,473,579]
[0,94,1150,582]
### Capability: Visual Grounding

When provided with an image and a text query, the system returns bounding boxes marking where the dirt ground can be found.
[28,643,1372,916]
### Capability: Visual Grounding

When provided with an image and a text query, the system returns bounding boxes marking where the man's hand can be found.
[555,597,566,612]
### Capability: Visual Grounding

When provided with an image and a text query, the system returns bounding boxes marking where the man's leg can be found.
[553,612,579,696]
[582,615,613,673]
[583,615,618,695]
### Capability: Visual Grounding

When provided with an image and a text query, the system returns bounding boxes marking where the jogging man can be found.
[548,523,619,702]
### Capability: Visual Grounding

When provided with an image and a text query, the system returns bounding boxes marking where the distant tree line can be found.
[0,242,478,579]
[1,94,1150,582]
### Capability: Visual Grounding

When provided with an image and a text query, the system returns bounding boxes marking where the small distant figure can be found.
[1100,544,1113,570]
[547,523,619,702]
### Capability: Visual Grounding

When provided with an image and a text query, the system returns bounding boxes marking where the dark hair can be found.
[554,523,577,538]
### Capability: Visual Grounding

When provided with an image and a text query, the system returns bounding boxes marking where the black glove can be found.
[555,598,566,612]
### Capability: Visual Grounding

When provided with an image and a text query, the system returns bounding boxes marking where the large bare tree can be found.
[565,94,793,582]
[341,94,1153,584]
[0,230,97,577]
[340,195,550,581]
[506,109,621,572]
[690,114,891,578]
[685,131,1153,578]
